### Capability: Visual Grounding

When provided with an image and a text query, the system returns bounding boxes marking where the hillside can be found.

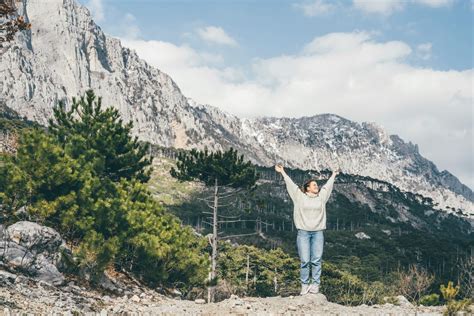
[147,147,473,294]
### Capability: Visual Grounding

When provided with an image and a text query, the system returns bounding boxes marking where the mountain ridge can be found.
[0,0,472,216]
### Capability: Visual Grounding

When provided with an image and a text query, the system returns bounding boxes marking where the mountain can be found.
[0,0,472,217]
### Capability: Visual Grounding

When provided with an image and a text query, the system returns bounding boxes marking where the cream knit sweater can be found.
[282,172,335,231]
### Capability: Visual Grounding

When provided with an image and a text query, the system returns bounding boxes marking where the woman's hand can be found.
[332,167,341,176]
[275,164,284,173]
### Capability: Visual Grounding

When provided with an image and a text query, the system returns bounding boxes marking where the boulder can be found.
[0,221,72,285]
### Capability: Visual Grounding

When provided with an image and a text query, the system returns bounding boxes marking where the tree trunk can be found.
[274,267,278,293]
[209,178,219,303]
[245,253,250,289]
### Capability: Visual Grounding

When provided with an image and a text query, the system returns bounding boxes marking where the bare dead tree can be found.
[396,264,435,303]
[456,256,473,299]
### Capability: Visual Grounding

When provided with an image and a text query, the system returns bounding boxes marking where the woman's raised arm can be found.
[275,164,300,202]
[320,168,340,203]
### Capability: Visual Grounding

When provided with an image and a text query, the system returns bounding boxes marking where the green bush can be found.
[419,293,440,306]
[218,243,299,298]
[440,282,473,316]
[321,262,386,305]
[444,298,472,316]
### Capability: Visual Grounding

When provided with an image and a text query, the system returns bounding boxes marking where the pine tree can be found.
[48,90,153,183]
[170,147,258,302]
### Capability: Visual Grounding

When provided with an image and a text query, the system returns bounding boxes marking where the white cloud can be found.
[86,0,105,22]
[196,26,238,47]
[120,39,228,73]
[353,0,455,15]
[416,42,432,60]
[122,13,141,40]
[413,0,454,8]
[293,0,336,16]
[353,0,405,15]
[121,31,473,189]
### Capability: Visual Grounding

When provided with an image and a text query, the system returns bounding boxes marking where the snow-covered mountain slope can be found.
[194,106,473,216]
[0,0,472,216]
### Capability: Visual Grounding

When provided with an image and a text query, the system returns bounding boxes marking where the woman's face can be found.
[306,181,319,194]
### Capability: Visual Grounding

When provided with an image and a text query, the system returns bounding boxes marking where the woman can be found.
[274,164,340,295]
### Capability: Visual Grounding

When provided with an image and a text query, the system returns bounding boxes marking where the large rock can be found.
[0,221,71,285]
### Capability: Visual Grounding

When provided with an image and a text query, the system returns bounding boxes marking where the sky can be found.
[79,0,473,190]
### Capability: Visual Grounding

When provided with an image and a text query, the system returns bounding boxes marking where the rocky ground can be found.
[0,270,450,315]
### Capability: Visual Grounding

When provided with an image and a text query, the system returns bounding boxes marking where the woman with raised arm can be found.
[274,164,340,296]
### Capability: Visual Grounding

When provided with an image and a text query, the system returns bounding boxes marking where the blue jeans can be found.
[296,229,324,285]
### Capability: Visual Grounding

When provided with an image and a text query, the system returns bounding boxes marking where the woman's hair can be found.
[301,178,318,193]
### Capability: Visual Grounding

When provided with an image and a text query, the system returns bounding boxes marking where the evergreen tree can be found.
[170,147,258,302]
[48,90,153,183]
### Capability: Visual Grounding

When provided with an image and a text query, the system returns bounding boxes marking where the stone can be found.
[194,299,206,304]
[130,295,140,303]
[396,295,413,307]
[0,270,17,283]
[355,232,371,239]
[171,289,182,296]
[288,305,297,311]
[0,221,72,285]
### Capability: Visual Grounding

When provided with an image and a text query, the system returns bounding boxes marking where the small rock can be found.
[130,294,140,303]
[139,292,147,298]
[194,299,206,304]
[396,295,413,307]
[288,305,297,311]
[230,294,239,299]
[233,300,243,306]
[355,232,371,239]
[171,288,182,296]
[112,305,122,313]
[0,270,17,282]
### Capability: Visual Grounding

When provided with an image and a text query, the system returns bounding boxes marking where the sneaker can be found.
[300,283,311,295]
[309,284,319,294]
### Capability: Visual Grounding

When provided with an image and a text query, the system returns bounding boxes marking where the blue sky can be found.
[80,0,473,190]
[82,0,472,70]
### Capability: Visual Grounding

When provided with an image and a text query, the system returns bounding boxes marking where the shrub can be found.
[419,293,440,306]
